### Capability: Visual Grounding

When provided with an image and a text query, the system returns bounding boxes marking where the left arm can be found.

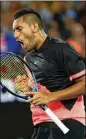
[27,75,85,105]
[50,75,85,102]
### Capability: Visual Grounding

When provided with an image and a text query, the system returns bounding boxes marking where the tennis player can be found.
[12,8,86,139]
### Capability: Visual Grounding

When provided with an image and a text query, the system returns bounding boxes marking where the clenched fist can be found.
[15,75,30,93]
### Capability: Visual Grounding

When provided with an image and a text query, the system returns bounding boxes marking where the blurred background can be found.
[0,1,86,139]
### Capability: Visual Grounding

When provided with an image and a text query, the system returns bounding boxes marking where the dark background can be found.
[0,102,34,139]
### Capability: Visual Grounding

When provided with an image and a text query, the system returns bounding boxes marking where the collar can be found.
[34,36,50,53]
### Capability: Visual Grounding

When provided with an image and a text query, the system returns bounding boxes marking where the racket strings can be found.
[1,54,27,79]
[1,53,35,94]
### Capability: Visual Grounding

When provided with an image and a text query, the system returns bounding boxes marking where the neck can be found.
[35,30,48,50]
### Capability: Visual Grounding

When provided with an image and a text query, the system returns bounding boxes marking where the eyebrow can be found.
[13,26,23,32]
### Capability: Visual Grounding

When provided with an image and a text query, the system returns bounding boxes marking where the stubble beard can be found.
[26,40,36,52]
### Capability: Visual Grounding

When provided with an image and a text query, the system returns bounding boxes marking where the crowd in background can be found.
[0,1,86,103]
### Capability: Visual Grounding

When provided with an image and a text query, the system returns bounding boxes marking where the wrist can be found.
[49,93,56,102]
[49,91,63,102]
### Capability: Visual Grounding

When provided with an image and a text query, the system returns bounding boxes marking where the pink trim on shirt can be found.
[30,83,85,126]
[70,70,86,81]
[31,96,85,126]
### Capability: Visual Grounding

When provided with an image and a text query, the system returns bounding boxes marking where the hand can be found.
[15,75,30,93]
[26,91,52,105]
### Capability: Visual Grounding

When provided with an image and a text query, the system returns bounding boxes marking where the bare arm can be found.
[50,75,86,102]
[27,75,85,105]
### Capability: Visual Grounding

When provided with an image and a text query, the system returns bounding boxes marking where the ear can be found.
[31,23,39,33]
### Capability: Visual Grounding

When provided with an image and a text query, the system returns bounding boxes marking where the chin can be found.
[25,48,32,52]
[24,49,28,52]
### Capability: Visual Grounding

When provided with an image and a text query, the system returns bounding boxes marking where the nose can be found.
[14,30,20,40]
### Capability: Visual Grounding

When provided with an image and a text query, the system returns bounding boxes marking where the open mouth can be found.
[17,40,24,45]
[17,40,29,51]
[17,40,27,50]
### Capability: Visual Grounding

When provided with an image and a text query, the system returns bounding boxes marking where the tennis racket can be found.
[0,52,69,134]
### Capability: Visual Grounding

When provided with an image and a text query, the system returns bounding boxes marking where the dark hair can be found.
[14,8,43,29]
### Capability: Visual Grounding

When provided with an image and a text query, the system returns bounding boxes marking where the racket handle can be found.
[27,95,69,134]
[40,105,69,134]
